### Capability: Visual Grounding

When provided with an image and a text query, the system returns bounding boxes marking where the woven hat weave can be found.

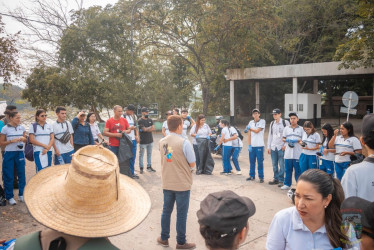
[24,145,151,238]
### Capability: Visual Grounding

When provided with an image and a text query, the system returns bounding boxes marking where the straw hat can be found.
[24,145,151,238]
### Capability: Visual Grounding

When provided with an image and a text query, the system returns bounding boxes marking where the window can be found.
[289,104,293,111]
[298,104,303,111]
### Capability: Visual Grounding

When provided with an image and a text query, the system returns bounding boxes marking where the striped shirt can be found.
[0,124,26,151]
[29,123,54,152]
[301,132,321,155]
[283,125,303,159]
[334,135,362,163]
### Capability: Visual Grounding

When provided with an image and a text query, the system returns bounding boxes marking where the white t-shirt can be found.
[301,132,321,155]
[29,123,54,152]
[248,119,265,147]
[89,123,101,140]
[162,121,169,137]
[182,119,191,138]
[0,124,26,151]
[222,127,236,147]
[230,127,242,147]
[125,115,136,140]
[334,135,362,163]
[52,121,74,154]
[321,139,335,161]
[190,124,211,145]
[283,125,303,159]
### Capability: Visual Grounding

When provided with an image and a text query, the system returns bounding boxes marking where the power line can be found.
[0,12,64,28]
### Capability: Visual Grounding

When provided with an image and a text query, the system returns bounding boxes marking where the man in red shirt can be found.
[104,105,131,156]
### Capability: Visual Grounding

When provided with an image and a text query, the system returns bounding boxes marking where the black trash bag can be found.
[118,133,134,177]
[196,138,215,174]
[0,185,6,206]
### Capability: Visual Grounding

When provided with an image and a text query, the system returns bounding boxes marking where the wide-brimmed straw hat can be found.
[24,145,151,238]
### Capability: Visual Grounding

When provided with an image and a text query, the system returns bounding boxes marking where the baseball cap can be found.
[362,114,374,138]
[288,112,298,118]
[252,109,260,114]
[127,104,136,111]
[141,107,149,113]
[197,190,256,235]
[272,108,281,114]
[341,197,374,237]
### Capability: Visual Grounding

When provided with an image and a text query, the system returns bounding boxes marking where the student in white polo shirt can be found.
[328,121,362,181]
[245,109,266,183]
[320,123,336,176]
[181,109,195,139]
[280,112,303,190]
[52,106,74,165]
[299,121,321,174]
[0,111,27,205]
[216,119,236,175]
[29,109,54,172]
[124,104,139,179]
[162,111,173,137]
[231,127,242,175]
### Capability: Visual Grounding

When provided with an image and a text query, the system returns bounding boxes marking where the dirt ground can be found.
[0,119,365,249]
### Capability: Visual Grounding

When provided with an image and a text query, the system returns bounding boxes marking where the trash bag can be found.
[118,133,133,177]
[196,138,215,174]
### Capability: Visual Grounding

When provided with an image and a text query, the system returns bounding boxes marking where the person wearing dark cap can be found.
[267,108,290,186]
[124,104,140,179]
[342,114,374,201]
[181,109,195,139]
[162,111,173,137]
[138,107,156,173]
[341,196,374,250]
[245,109,266,182]
[197,190,256,250]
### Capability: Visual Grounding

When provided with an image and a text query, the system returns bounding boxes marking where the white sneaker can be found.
[8,198,17,205]
[280,185,290,190]
[19,196,24,202]
[236,171,242,175]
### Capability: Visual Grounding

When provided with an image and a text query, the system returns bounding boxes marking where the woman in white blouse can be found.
[266,169,347,250]
[86,113,107,145]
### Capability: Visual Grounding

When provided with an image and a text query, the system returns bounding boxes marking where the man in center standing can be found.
[138,107,156,173]
[124,104,139,179]
[157,115,196,249]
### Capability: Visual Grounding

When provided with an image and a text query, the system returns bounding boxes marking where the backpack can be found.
[232,126,243,140]
[270,119,287,135]
[25,123,37,162]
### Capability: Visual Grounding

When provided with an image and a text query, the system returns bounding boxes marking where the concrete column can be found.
[373,77,374,113]
[293,78,298,112]
[255,81,260,109]
[230,80,235,121]
[313,79,318,94]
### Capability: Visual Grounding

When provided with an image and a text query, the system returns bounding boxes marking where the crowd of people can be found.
[0,104,374,250]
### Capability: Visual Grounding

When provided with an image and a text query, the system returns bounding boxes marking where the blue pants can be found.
[335,161,350,181]
[284,159,301,187]
[231,147,241,171]
[34,151,52,172]
[139,143,153,168]
[2,151,26,200]
[320,159,334,176]
[161,189,190,245]
[54,150,74,165]
[109,146,119,157]
[271,148,285,182]
[249,146,264,179]
[130,140,137,175]
[299,153,318,174]
[222,145,232,173]
[193,144,200,169]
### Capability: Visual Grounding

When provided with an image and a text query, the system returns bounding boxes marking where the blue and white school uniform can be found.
[29,123,53,172]
[190,124,212,169]
[221,127,234,173]
[1,124,26,200]
[231,127,242,172]
[282,125,303,187]
[162,121,169,137]
[247,119,266,179]
[125,115,137,176]
[334,135,362,180]
[52,121,74,165]
[320,139,335,175]
[182,119,191,139]
[299,132,320,174]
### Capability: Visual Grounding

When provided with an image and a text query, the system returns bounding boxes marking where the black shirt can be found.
[138,118,153,144]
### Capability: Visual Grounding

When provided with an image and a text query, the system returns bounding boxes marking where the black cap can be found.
[272,108,281,114]
[288,112,298,118]
[341,196,374,231]
[197,190,256,235]
[141,107,149,113]
[127,104,136,111]
[252,109,260,114]
[362,114,374,137]
[165,110,173,115]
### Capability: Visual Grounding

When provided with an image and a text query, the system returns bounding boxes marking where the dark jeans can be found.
[161,189,190,245]
[109,146,119,157]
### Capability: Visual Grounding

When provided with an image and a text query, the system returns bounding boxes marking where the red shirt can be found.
[105,117,129,147]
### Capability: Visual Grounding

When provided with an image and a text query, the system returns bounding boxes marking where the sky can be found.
[0,0,119,87]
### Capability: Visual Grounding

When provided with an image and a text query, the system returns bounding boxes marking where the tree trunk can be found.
[202,85,210,115]
[91,104,104,122]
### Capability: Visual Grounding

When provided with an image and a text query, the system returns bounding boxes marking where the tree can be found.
[0,17,20,85]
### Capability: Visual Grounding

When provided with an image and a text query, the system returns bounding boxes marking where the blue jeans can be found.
[222,146,232,173]
[249,146,264,179]
[139,143,153,168]
[193,144,200,169]
[161,189,190,245]
[299,153,318,174]
[109,146,119,157]
[335,161,350,181]
[54,150,74,165]
[231,147,241,171]
[270,148,285,182]
[2,151,26,200]
[320,159,334,176]
[284,159,301,187]
[130,140,137,175]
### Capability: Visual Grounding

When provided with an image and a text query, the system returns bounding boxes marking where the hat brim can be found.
[341,196,371,229]
[242,196,256,218]
[24,165,151,238]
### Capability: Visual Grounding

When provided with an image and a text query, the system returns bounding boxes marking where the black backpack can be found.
[232,126,243,140]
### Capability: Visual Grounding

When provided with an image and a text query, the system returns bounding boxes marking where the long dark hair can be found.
[86,112,95,123]
[35,109,46,122]
[220,119,229,127]
[298,169,347,248]
[303,121,316,135]
[195,114,205,133]
[321,123,334,149]
[341,121,354,137]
